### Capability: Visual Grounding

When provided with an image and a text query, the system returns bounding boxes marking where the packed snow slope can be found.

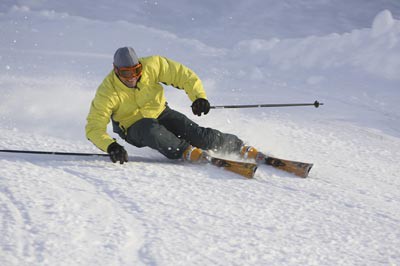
[1,1,400,265]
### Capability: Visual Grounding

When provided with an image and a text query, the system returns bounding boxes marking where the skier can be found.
[85,46,259,164]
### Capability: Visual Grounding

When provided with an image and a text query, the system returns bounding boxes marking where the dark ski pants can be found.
[122,107,243,159]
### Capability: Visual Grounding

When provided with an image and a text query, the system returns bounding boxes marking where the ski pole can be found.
[0,149,108,157]
[210,100,323,109]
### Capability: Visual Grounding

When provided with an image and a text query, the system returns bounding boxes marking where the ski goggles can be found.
[115,63,143,79]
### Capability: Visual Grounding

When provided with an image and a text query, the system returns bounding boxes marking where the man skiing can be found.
[85,46,259,164]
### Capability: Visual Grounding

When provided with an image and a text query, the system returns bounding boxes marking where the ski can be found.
[261,154,313,178]
[203,153,258,179]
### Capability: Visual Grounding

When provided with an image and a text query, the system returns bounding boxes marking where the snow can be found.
[1,1,400,265]
[372,9,396,37]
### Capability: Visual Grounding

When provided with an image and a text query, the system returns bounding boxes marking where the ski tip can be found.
[231,163,258,179]
[300,164,313,178]
[246,165,258,179]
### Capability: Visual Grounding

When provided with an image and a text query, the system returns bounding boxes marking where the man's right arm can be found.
[85,87,117,152]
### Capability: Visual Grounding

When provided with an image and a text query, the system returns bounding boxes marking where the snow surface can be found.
[1,1,400,265]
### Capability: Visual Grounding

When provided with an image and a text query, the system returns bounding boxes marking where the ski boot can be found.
[240,145,265,163]
[182,145,205,163]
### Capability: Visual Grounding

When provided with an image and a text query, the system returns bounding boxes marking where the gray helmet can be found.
[113,47,139,67]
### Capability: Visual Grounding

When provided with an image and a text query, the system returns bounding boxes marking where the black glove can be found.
[107,142,128,164]
[191,98,210,116]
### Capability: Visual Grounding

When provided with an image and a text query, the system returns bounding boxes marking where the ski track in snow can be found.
[0,157,144,265]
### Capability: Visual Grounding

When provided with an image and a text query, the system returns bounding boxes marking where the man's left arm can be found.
[156,56,207,101]
[156,56,210,116]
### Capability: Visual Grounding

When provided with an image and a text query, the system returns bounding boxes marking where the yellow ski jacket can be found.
[85,55,207,152]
